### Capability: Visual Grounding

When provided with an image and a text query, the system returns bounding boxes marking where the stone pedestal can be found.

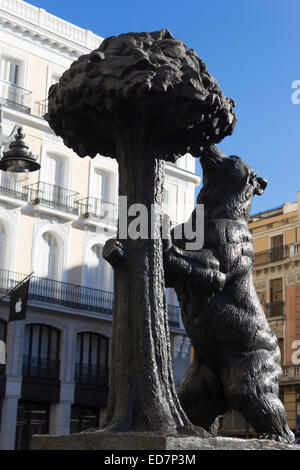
[32,432,300,450]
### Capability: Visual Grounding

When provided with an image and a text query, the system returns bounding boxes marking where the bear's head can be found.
[197,145,267,221]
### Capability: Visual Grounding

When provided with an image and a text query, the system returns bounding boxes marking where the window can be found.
[163,183,178,225]
[44,154,64,187]
[220,409,247,434]
[277,338,284,366]
[42,154,65,208]
[0,221,7,270]
[46,67,61,96]
[0,57,19,84]
[70,406,99,434]
[38,153,75,211]
[271,235,284,262]
[0,53,29,112]
[94,170,110,202]
[22,324,60,380]
[92,169,115,220]
[86,244,112,291]
[0,57,21,108]
[166,288,179,307]
[15,402,49,450]
[0,320,6,343]
[0,319,7,375]
[269,278,284,317]
[163,186,170,215]
[50,74,60,87]
[86,164,118,224]
[270,278,283,303]
[75,333,108,385]
[38,232,62,281]
[178,190,189,223]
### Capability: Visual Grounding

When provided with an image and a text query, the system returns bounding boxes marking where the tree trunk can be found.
[102,129,192,433]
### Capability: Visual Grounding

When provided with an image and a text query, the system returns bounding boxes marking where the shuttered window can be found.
[86,244,107,290]
[0,57,19,84]
[38,232,61,280]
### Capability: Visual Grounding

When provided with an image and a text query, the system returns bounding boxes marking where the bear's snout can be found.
[254,177,268,196]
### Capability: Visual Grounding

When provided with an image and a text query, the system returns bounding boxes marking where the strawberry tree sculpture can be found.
[46,29,236,435]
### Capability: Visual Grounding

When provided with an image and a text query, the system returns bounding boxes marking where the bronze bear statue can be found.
[164,145,294,443]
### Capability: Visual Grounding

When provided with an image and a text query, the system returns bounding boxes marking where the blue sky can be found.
[29,0,299,214]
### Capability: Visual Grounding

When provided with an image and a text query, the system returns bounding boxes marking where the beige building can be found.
[249,194,300,436]
[0,0,201,449]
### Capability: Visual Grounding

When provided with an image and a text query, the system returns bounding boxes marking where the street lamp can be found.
[0,104,40,181]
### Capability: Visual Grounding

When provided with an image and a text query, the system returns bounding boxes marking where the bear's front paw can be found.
[212,271,226,291]
[191,266,226,292]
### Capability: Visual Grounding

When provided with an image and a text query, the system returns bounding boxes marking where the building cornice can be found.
[251,218,300,239]
[165,162,201,186]
[0,0,103,59]
[253,258,300,278]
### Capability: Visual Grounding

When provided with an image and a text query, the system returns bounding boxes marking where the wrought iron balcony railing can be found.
[0,269,181,327]
[76,196,118,226]
[22,355,60,380]
[266,301,285,318]
[0,174,28,201]
[0,80,32,114]
[26,181,79,215]
[167,304,181,328]
[282,365,300,382]
[254,245,293,266]
[34,99,48,119]
[0,269,114,315]
[74,363,109,386]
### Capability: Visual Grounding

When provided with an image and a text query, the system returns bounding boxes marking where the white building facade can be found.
[0,0,201,449]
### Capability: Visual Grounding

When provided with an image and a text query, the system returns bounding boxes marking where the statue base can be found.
[32,431,299,450]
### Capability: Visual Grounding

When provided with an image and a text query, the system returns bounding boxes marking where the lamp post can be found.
[0,104,19,159]
[0,104,40,179]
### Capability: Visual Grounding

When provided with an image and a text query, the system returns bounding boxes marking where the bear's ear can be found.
[254,177,268,195]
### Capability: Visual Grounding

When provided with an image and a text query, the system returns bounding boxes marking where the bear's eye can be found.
[246,172,256,185]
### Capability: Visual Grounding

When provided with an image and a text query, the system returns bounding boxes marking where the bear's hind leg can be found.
[178,356,226,434]
[235,392,294,444]
[222,353,294,444]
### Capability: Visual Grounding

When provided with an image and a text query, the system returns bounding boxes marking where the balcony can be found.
[0,80,31,114]
[254,245,289,266]
[282,365,300,384]
[0,269,181,327]
[254,244,300,267]
[74,363,109,407]
[0,269,114,315]
[26,181,79,215]
[76,196,118,227]
[34,99,48,119]
[21,353,61,402]
[22,355,60,380]
[0,175,28,201]
[75,363,109,385]
[266,301,285,318]
[167,304,181,328]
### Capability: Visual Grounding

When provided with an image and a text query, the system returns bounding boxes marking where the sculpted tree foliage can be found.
[46,29,236,434]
